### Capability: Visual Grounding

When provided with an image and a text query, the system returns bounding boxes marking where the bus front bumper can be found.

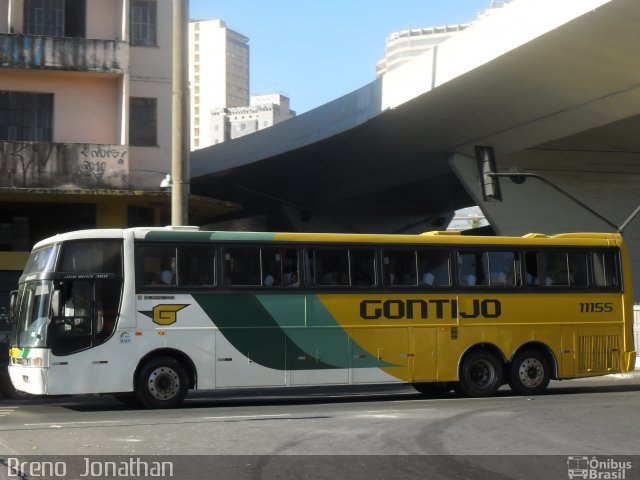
[8,349,49,395]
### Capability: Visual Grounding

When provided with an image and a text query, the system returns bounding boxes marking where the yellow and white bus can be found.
[8,227,636,408]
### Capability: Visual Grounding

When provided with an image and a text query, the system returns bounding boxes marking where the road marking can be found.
[0,407,18,422]
[358,413,400,419]
[201,414,292,421]
[24,420,123,427]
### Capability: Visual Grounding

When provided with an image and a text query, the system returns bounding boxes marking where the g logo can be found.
[140,304,188,325]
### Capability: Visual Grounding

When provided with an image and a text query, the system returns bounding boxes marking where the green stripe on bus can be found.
[257,295,393,368]
[192,294,341,370]
[144,231,278,242]
[192,294,395,370]
[209,232,277,241]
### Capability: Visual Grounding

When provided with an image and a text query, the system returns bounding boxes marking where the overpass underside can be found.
[191,0,640,270]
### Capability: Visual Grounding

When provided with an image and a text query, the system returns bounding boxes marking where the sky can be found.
[189,0,494,114]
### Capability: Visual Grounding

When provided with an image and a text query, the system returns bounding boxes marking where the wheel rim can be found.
[467,358,496,389]
[517,358,544,388]
[147,366,180,400]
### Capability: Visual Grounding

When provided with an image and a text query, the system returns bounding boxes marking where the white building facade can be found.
[189,19,249,150]
[210,94,295,144]
[376,0,512,77]
[376,24,470,77]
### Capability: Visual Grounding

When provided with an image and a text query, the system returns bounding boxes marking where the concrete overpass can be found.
[191,0,640,293]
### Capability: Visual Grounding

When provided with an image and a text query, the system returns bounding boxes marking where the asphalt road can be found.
[0,373,638,479]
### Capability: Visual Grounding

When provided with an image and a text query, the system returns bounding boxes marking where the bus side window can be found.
[417,250,450,287]
[224,247,261,286]
[568,252,587,287]
[259,248,300,288]
[457,251,488,286]
[350,250,376,286]
[488,251,518,286]
[538,252,587,287]
[314,249,349,286]
[525,251,539,286]
[304,249,315,286]
[177,246,215,286]
[592,251,620,288]
[540,252,569,286]
[384,250,417,286]
[282,249,300,287]
[138,245,176,286]
[261,248,283,287]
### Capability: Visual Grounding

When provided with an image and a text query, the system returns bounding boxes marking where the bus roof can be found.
[30,226,624,249]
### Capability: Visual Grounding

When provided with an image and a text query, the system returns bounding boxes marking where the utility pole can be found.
[171,0,189,225]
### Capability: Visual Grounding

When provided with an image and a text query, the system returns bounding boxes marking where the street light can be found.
[160,174,172,189]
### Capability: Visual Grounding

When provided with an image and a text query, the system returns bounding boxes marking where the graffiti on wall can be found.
[0,141,128,189]
[79,145,127,183]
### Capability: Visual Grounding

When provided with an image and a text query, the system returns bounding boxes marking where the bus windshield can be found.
[11,280,54,348]
[23,245,59,276]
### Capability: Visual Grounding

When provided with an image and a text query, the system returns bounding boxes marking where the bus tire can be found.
[457,350,504,397]
[412,382,452,396]
[135,356,188,408]
[508,349,551,396]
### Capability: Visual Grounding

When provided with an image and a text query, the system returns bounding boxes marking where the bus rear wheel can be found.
[456,350,504,397]
[508,349,551,396]
[136,356,188,408]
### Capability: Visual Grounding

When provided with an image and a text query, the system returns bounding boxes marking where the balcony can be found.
[0,34,128,73]
[0,141,129,190]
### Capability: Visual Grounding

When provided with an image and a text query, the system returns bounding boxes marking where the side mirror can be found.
[9,290,17,325]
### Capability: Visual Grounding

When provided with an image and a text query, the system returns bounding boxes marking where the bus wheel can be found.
[457,350,504,397]
[136,356,188,408]
[412,382,452,397]
[508,349,550,396]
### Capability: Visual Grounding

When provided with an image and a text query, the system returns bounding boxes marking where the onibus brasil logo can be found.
[567,456,632,479]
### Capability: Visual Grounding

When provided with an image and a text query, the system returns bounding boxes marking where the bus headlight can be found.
[30,357,43,367]
[11,357,44,367]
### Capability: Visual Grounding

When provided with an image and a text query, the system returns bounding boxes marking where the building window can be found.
[129,97,157,146]
[130,0,157,47]
[24,0,64,36]
[24,0,86,38]
[0,91,53,142]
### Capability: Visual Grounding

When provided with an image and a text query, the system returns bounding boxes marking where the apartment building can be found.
[376,24,470,77]
[0,1,233,310]
[189,19,249,150]
[211,93,295,144]
[376,0,512,77]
